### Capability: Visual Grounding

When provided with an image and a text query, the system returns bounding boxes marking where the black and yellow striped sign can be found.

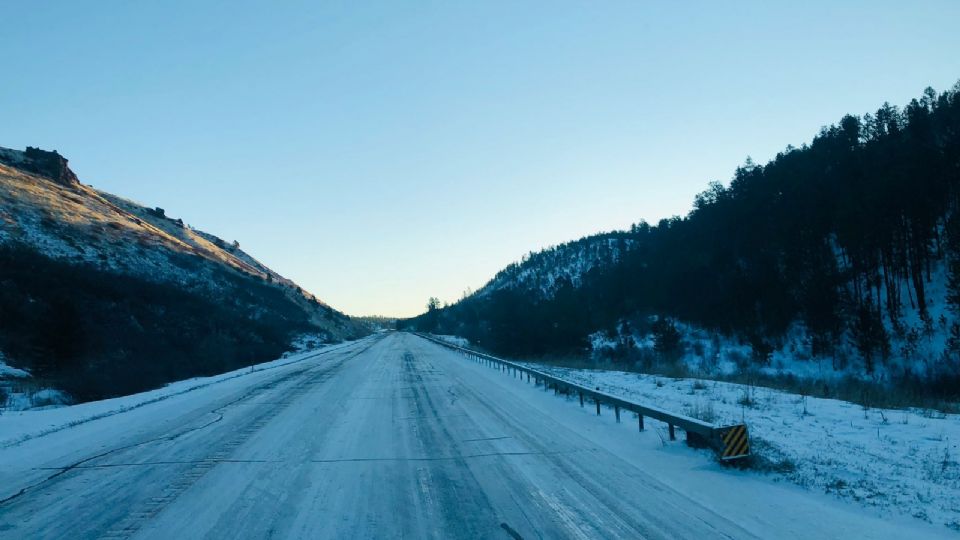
[719,425,750,460]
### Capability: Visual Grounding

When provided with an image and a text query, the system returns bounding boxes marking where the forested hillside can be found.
[0,147,367,402]
[404,83,960,398]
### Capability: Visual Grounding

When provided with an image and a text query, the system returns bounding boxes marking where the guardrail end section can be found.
[715,424,751,461]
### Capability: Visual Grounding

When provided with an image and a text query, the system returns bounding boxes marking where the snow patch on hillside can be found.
[288,332,334,353]
[592,262,958,385]
[0,353,30,379]
[479,235,635,299]
[434,334,470,348]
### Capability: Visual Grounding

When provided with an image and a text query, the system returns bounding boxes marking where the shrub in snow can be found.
[28,389,71,408]
[436,335,470,348]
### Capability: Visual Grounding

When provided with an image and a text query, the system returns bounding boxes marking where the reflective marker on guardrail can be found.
[718,424,751,460]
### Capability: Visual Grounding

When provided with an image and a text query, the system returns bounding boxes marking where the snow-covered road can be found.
[0,333,950,539]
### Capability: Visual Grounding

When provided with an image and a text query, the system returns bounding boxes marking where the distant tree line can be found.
[401,83,960,395]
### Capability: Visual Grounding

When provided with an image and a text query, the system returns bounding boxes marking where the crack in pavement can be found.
[393,413,470,421]
[35,459,280,469]
[500,522,525,540]
[0,406,231,506]
[309,450,578,463]
[34,450,575,468]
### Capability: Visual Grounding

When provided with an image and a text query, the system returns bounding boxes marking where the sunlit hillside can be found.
[0,147,366,401]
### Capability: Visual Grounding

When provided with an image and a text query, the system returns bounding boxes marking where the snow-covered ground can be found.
[0,354,36,411]
[516,360,960,530]
[0,355,29,380]
[591,262,958,385]
[0,338,363,446]
[434,334,470,348]
[0,332,951,538]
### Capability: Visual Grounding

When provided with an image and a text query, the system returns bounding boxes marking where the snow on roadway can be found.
[0,332,954,539]
[0,337,369,448]
[515,360,960,531]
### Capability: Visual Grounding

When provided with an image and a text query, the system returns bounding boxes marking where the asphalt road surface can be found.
[0,333,948,539]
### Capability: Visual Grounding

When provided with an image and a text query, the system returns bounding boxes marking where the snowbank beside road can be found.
[519,362,960,530]
[0,339,366,448]
[433,334,470,348]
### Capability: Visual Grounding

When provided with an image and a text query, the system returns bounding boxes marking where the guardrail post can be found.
[595,399,601,416]
[526,373,530,383]
[638,415,644,431]
[579,391,584,407]
[669,424,676,441]
[615,406,621,423]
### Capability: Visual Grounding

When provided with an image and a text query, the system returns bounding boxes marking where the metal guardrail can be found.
[417,333,751,462]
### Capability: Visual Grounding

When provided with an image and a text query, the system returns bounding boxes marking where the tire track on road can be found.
[0,337,383,540]
[0,338,370,450]
[96,337,382,540]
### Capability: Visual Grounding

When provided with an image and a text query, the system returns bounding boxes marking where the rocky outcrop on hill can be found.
[0,146,79,187]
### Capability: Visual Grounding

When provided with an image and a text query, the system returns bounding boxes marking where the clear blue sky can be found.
[2,1,958,317]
